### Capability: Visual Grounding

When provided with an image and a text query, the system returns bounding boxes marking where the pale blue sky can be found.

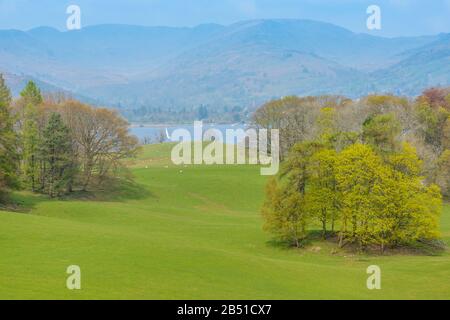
[1,0,450,37]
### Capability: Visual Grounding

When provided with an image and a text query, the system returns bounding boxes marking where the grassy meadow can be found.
[0,143,449,299]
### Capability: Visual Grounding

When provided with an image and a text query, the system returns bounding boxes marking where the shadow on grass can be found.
[265,229,448,257]
[0,192,49,214]
[60,178,155,203]
[0,178,155,214]
[265,238,314,251]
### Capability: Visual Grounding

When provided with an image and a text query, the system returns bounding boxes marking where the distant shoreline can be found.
[129,122,246,128]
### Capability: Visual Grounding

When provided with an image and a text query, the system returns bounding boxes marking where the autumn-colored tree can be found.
[59,101,139,190]
[253,96,341,159]
[421,87,450,111]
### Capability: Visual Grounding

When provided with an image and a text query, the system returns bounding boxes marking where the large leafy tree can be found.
[306,149,339,239]
[59,101,139,190]
[335,143,441,251]
[263,141,325,247]
[335,144,386,248]
[263,141,442,252]
[262,178,308,248]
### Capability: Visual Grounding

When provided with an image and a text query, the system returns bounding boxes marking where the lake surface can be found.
[130,123,248,144]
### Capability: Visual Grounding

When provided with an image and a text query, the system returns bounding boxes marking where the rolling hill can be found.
[1,143,449,299]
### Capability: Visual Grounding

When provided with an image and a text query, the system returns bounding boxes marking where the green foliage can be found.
[262,178,308,247]
[363,113,401,154]
[281,141,325,194]
[416,102,449,151]
[336,143,441,250]
[442,116,450,150]
[0,74,18,197]
[387,142,423,177]
[436,150,450,197]
[317,107,338,139]
[306,149,339,238]
[39,113,74,197]
[20,81,43,106]
[263,141,443,252]
[21,103,39,191]
[0,74,12,108]
[4,82,140,197]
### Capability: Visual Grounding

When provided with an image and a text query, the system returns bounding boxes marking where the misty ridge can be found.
[1,18,450,116]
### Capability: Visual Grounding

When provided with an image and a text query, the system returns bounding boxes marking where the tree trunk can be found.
[322,219,327,240]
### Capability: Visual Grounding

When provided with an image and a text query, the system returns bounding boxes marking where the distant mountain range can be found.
[1,19,449,112]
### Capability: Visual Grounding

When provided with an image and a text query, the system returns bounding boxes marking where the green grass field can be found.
[1,143,449,299]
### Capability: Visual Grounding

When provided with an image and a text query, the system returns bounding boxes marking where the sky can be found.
[1,0,450,37]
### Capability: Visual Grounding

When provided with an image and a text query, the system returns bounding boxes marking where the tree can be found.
[21,103,40,191]
[20,81,43,106]
[253,96,323,159]
[335,144,386,248]
[18,81,44,191]
[281,141,325,195]
[443,116,450,150]
[0,74,11,106]
[59,101,139,190]
[0,74,18,198]
[262,178,308,248]
[336,143,442,251]
[306,149,339,238]
[317,107,338,140]
[421,87,450,112]
[387,142,423,177]
[39,113,74,197]
[415,100,449,152]
[363,113,401,155]
[436,150,450,197]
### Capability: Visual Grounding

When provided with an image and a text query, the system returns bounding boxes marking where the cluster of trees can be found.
[0,75,139,200]
[258,90,448,251]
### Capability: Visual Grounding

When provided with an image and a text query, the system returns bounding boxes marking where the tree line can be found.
[0,75,139,200]
[256,90,449,252]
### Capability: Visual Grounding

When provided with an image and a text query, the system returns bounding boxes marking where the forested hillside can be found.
[1,20,449,122]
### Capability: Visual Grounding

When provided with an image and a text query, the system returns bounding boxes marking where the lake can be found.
[129,123,248,144]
